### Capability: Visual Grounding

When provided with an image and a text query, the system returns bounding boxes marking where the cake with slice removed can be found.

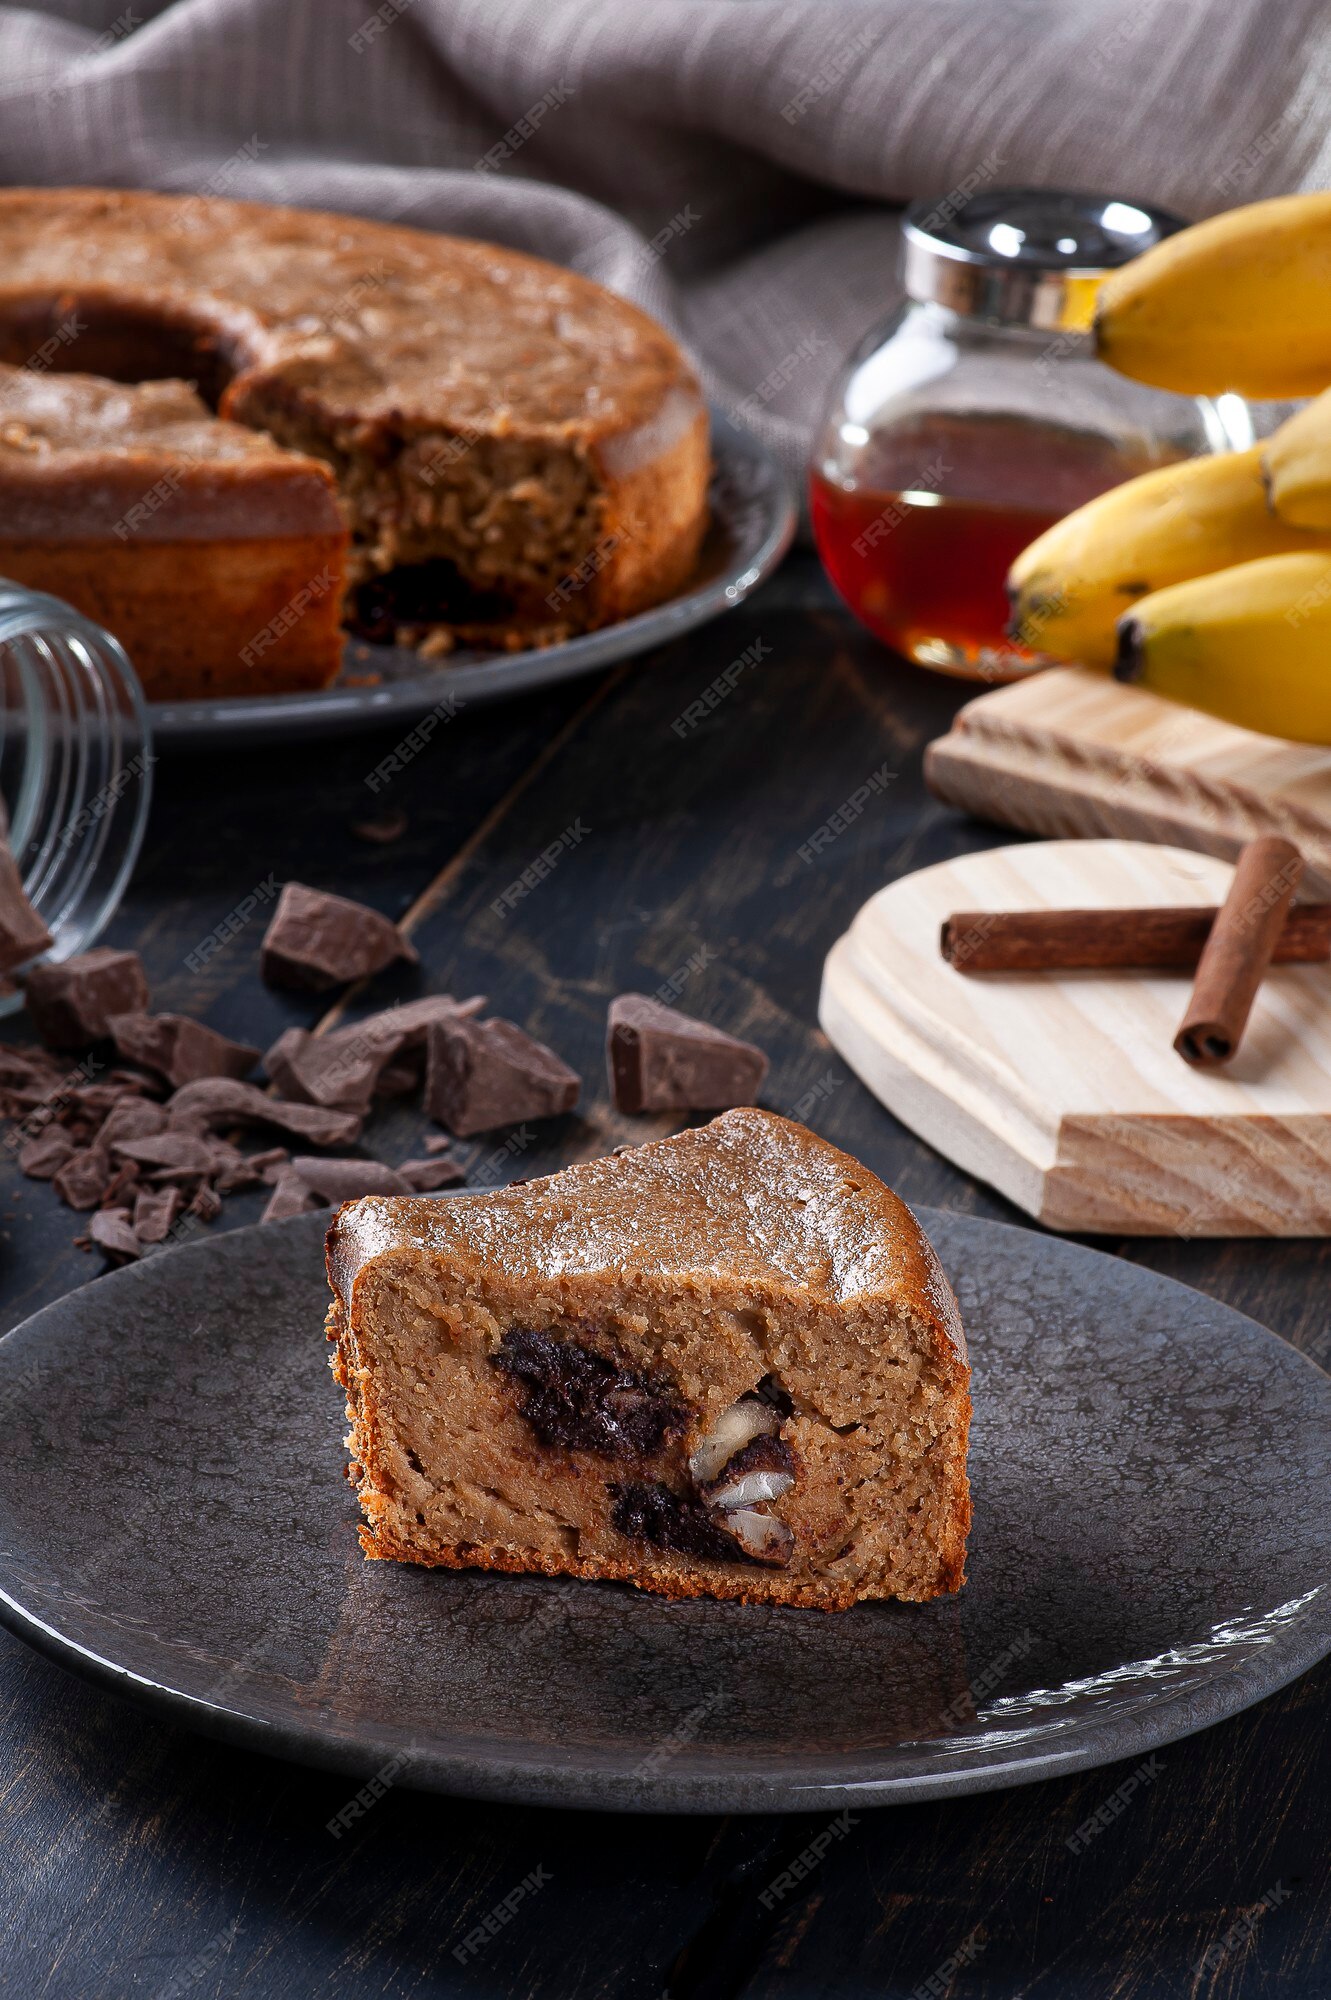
[326,1109,971,1610]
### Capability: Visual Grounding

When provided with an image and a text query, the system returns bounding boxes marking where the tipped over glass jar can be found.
[0,582,153,1015]
[811,189,1253,682]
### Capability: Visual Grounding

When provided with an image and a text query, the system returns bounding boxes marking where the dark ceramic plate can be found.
[148,419,796,750]
[0,1205,1327,1814]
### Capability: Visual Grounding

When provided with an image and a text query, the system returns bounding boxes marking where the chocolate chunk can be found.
[88,1206,142,1263]
[97,1097,169,1150]
[349,993,486,1051]
[261,1170,321,1223]
[106,1066,166,1096]
[610,1481,753,1563]
[165,1079,362,1146]
[398,1156,465,1191]
[210,1144,272,1194]
[350,808,408,844]
[0,1047,51,1092]
[492,1328,686,1460]
[132,1186,185,1244]
[108,1012,260,1089]
[246,1147,290,1184]
[2,1083,64,1117]
[606,995,768,1114]
[67,1083,133,1121]
[99,1159,140,1207]
[374,1060,418,1097]
[287,1156,412,1203]
[21,948,149,1049]
[422,1133,453,1155]
[189,1184,223,1222]
[0,828,52,976]
[17,1126,75,1179]
[259,882,418,992]
[425,1017,580,1137]
[264,1026,382,1115]
[264,996,485,1113]
[52,1144,112,1211]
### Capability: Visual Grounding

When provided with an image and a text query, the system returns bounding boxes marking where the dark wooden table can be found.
[1,559,1325,1999]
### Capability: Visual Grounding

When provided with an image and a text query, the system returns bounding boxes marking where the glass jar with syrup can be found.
[811,190,1253,681]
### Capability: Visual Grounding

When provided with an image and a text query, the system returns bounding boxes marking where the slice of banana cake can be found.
[326,1110,971,1611]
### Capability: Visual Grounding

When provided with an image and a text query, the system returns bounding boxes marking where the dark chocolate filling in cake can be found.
[609,1481,750,1563]
[344,560,517,643]
[490,1327,687,1460]
[492,1327,797,1568]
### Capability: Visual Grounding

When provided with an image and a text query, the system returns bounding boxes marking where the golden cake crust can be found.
[329,1110,966,1356]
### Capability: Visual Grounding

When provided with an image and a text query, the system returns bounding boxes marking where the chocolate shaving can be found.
[287,1156,412,1202]
[425,1016,579,1137]
[99,1159,140,1208]
[68,1083,132,1120]
[17,1126,75,1179]
[109,1131,220,1174]
[189,1184,223,1222]
[261,1170,321,1223]
[52,1144,112,1211]
[88,1207,142,1264]
[165,1078,362,1146]
[97,1097,169,1150]
[0,1048,53,1093]
[21,948,149,1048]
[133,1186,185,1244]
[106,1067,165,1095]
[606,995,768,1114]
[259,882,418,992]
[210,1146,273,1194]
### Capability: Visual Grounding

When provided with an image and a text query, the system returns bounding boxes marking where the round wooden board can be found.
[819,839,1331,1236]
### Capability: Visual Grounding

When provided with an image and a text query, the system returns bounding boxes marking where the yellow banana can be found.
[1007,447,1331,666]
[1114,550,1331,744]
[1262,388,1331,528]
[1095,192,1331,398]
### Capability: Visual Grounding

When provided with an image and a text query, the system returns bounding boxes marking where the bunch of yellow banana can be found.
[1006,191,1331,742]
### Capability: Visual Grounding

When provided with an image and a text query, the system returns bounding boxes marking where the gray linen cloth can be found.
[0,0,1328,474]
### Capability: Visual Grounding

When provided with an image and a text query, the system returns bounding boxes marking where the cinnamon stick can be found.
[1174,836,1304,1067]
[941,902,1331,973]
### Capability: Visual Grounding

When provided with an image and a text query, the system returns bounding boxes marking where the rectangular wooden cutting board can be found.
[924,666,1331,899]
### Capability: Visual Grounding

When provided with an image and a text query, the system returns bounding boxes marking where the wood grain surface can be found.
[926,665,1331,897]
[0,560,1326,2000]
[821,839,1331,1233]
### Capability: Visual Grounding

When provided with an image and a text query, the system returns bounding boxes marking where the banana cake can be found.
[326,1110,971,1611]
[0,187,710,694]
[0,364,348,700]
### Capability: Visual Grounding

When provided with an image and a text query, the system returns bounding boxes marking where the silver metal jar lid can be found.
[901,189,1185,332]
